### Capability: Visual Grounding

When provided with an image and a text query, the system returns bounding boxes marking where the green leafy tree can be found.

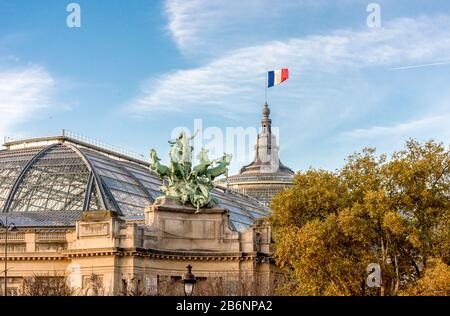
[271,140,450,296]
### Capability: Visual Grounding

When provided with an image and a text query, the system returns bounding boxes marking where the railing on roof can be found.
[4,136,19,144]
[3,130,149,165]
[62,129,148,163]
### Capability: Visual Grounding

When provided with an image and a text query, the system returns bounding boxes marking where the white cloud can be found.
[129,15,450,116]
[0,65,55,144]
[165,0,215,52]
[391,60,450,70]
[164,0,330,54]
[339,114,450,141]
[165,0,262,53]
[133,11,450,172]
[332,112,450,166]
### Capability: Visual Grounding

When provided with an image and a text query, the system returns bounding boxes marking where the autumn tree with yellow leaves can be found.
[271,140,450,296]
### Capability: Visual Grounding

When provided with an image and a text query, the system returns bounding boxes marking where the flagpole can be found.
[265,67,268,105]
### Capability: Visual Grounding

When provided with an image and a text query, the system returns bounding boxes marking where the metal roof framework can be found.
[0,135,269,231]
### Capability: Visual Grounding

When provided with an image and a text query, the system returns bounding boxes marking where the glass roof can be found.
[9,145,91,212]
[0,146,42,211]
[79,148,154,216]
[0,139,269,231]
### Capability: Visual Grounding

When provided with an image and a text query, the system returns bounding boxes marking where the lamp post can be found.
[182,265,196,296]
[0,215,16,296]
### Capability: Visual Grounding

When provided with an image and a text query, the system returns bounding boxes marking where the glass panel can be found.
[88,184,102,211]
[101,176,147,196]
[141,180,161,191]
[117,202,144,216]
[249,211,266,219]
[80,149,153,216]
[120,164,163,188]
[0,147,43,211]
[109,189,148,207]
[227,211,254,225]
[9,145,90,212]
[231,221,249,232]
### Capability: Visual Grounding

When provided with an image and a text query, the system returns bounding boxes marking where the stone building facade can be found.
[1,199,275,295]
[0,134,279,296]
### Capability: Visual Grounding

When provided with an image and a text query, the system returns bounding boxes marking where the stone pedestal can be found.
[75,210,123,249]
[144,197,240,253]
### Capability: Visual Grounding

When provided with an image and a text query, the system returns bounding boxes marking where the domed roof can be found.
[0,136,269,231]
[218,102,294,206]
[235,102,294,177]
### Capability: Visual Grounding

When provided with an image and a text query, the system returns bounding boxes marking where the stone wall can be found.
[1,198,277,295]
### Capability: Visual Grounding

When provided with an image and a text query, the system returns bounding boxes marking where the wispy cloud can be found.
[333,112,450,165]
[339,114,450,140]
[129,15,450,116]
[0,65,55,144]
[165,0,217,53]
[164,0,332,55]
[391,60,450,70]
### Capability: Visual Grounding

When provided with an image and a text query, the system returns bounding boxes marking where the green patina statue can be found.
[149,131,232,212]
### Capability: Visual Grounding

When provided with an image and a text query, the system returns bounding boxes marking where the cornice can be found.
[1,247,274,262]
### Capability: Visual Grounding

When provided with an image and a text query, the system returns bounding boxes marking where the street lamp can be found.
[0,215,17,296]
[182,265,196,296]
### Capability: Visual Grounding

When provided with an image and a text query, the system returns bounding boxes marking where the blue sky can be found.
[1,0,450,174]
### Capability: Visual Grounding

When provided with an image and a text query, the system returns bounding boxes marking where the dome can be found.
[0,135,269,231]
[216,102,294,206]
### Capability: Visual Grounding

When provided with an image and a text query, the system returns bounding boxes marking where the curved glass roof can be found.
[9,144,91,212]
[0,137,269,231]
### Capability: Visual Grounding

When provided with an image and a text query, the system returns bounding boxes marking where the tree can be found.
[271,140,450,296]
[400,258,450,296]
[22,274,74,296]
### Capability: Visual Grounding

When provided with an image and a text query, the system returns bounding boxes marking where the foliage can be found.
[400,258,450,296]
[156,273,285,296]
[271,139,450,296]
[22,274,74,296]
[118,273,285,296]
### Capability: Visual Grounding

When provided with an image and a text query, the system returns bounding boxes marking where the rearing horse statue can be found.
[149,149,170,179]
[206,153,232,182]
[149,131,232,212]
[191,148,211,179]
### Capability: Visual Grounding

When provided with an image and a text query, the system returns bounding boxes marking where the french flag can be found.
[267,68,289,88]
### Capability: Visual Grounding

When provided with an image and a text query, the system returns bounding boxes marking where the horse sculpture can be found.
[149,149,170,179]
[168,130,198,164]
[191,182,214,213]
[206,153,232,182]
[149,132,232,212]
[191,148,211,179]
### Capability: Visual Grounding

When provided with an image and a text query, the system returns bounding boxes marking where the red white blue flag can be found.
[267,68,289,88]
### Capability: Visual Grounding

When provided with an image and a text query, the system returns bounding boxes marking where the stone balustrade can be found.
[0,232,25,241]
[36,232,67,241]
[0,231,68,253]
